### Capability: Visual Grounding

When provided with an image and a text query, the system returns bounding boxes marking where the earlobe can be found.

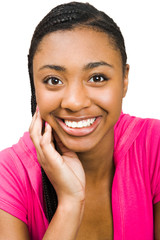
[123,64,129,98]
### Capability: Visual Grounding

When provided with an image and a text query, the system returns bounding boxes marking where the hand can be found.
[29,109,86,204]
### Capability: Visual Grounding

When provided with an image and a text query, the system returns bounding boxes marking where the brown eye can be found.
[89,74,109,83]
[44,77,63,85]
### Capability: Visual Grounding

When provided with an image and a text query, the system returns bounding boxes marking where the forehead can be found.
[34,27,122,68]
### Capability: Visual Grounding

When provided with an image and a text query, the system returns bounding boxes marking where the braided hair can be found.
[28,1,127,223]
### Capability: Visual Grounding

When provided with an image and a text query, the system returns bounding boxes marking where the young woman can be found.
[0,2,160,239]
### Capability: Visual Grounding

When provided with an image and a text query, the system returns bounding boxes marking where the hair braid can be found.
[28,1,127,223]
[41,168,58,222]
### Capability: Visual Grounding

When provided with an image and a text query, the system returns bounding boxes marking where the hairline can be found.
[34,25,123,66]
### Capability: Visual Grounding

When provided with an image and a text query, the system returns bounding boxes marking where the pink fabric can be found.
[0,112,160,239]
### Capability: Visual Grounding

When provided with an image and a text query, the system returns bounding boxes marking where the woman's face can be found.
[33,27,129,152]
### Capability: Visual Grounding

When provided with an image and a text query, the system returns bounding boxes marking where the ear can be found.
[122,64,129,98]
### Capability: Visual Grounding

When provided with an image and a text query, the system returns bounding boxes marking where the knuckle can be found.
[29,132,34,141]
[29,132,39,150]
[29,131,36,143]
[29,124,33,133]
[29,124,32,134]
[39,137,47,149]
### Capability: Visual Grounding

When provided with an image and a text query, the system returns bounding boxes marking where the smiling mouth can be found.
[64,117,96,128]
[56,116,101,137]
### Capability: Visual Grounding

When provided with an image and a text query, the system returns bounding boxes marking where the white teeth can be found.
[64,118,96,128]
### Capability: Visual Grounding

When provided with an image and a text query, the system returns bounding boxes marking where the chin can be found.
[61,137,97,153]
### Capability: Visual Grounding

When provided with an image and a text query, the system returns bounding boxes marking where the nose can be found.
[61,83,91,112]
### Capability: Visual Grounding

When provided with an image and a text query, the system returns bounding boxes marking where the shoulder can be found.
[0,135,30,223]
[0,145,20,180]
[0,132,43,224]
[114,112,160,162]
[0,132,42,193]
[114,112,160,147]
[0,132,39,172]
[115,112,160,136]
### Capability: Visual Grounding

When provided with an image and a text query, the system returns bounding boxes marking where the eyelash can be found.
[89,74,109,83]
[43,77,63,86]
[43,74,109,86]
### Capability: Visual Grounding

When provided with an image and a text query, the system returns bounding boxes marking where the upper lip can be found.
[55,116,101,121]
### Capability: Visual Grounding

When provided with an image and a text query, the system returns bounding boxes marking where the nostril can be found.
[60,90,91,111]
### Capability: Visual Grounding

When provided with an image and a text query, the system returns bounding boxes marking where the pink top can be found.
[0,112,160,239]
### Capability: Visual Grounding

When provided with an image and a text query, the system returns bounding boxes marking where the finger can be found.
[29,110,38,132]
[41,122,53,146]
[29,109,46,163]
[29,105,40,131]
[39,123,85,196]
[30,110,43,144]
[40,123,63,166]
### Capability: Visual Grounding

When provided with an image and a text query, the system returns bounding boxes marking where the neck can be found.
[77,128,115,186]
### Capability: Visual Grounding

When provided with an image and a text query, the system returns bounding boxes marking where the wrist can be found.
[43,198,85,240]
[58,198,85,222]
[58,197,85,212]
[57,190,85,205]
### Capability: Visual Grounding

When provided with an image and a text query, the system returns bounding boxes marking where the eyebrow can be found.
[83,61,113,70]
[39,61,113,72]
[39,65,66,72]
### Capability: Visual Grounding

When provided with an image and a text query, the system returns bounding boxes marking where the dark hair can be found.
[28,1,127,222]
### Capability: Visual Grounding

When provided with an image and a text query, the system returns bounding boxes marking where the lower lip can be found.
[56,117,101,137]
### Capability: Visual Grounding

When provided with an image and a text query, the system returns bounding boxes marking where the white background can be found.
[0,0,160,150]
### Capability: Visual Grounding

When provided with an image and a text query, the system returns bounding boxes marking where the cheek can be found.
[35,89,61,118]
[90,83,123,110]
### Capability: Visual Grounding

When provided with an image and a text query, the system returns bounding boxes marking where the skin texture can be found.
[154,202,160,239]
[33,28,128,154]
[0,209,30,240]
[33,27,129,190]
[1,27,160,239]
[32,28,129,239]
